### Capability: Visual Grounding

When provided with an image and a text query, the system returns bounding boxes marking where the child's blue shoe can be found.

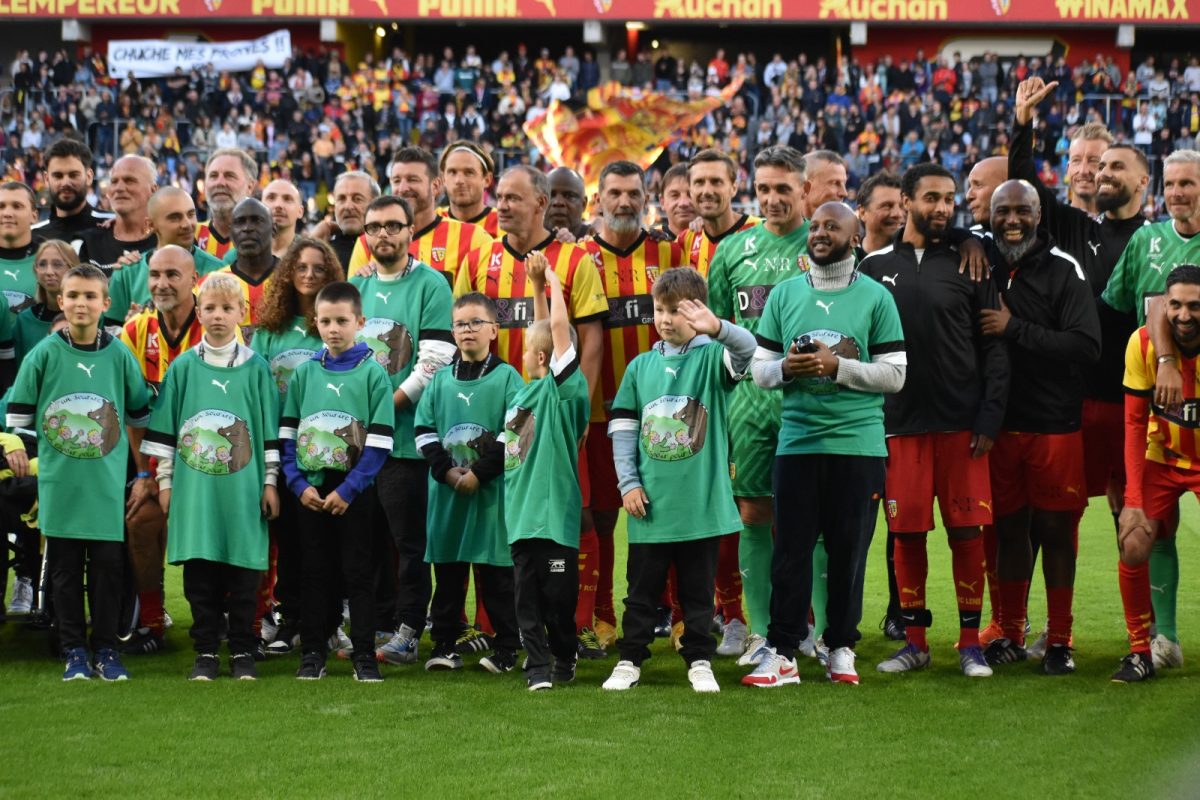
[63,648,92,681]
[93,648,130,681]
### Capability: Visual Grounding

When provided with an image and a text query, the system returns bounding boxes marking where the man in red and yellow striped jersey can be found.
[195,147,258,260]
[348,148,493,284]
[202,198,277,342]
[438,140,502,237]
[678,149,761,279]
[1116,265,1200,682]
[580,161,687,652]
[117,245,206,654]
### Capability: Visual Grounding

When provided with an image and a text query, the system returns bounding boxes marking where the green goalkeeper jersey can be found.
[1102,219,1200,325]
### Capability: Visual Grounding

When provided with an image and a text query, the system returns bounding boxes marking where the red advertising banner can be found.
[0,0,1192,22]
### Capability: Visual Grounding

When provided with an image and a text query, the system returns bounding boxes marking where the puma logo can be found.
[1087,241,1100,256]
[1065,486,1080,496]
[665,367,679,378]
[4,270,18,281]
[978,500,992,512]
[76,362,95,378]
[292,325,307,335]
[457,392,474,406]
[900,587,920,596]
[1151,583,1166,594]
[211,379,230,394]
[327,383,344,397]
[1149,262,1165,274]
[957,580,978,593]
[816,300,834,315]
[881,274,898,285]
[375,291,392,303]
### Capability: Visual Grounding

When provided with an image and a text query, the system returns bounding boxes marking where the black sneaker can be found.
[1111,652,1155,683]
[425,642,463,671]
[577,627,608,660]
[454,627,494,655]
[189,653,220,681]
[296,652,326,680]
[266,622,299,656]
[653,607,672,638]
[527,668,552,691]
[1041,643,1076,675]
[253,640,267,662]
[480,649,517,674]
[552,656,577,685]
[983,637,1028,666]
[353,655,384,683]
[881,615,906,642]
[120,627,165,655]
[230,653,258,680]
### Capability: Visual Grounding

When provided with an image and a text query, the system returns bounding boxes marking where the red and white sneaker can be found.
[741,647,800,688]
[827,646,860,685]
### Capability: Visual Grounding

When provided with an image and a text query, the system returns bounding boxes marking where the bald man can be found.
[105,187,224,328]
[965,157,1008,231]
[79,155,158,268]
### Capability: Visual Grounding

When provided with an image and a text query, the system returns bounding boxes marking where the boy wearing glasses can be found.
[414,292,523,673]
[352,196,456,666]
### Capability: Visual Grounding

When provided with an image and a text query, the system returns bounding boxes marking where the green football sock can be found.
[1149,537,1180,642]
[812,536,829,642]
[738,522,774,636]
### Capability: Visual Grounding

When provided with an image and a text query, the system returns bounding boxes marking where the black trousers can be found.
[297,476,377,656]
[430,562,520,653]
[182,559,261,655]
[619,536,720,666]
[48,536,123,652]
[511,538,578,671]
[375,457,430,632]
[768,454,885,657]
[271,492,303,623]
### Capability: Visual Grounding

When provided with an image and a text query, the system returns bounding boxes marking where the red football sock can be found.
[714,532,745,624]
[575,528,598,632]
[253,542,278,637]
[472,565,495,635]
[596,531,616,626]
[999,579,1029,644]
[138,589,164,636]
[667,565,682,625]
[1118,561,1153,654]
[982,524,1000,626]
[1045,585,1074,647]
[949,536,985,649]
[893,535,929,651]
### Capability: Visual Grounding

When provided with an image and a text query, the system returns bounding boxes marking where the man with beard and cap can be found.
[78,155,157,270]
[354,195,456,668]
[706,146,811,667]
[117,244,207,655]
[348,148,492,286]
[860,163,1009,678]
[545,167,591,243]
[978,179,1100,676]
[0,181,44,316]
[1103,148,1200,671]
[577,160,685,656]
[657,163,696,239]
[204,198,278,344]
[965,156,1008,232]
[33,139,112,247]
[105,188,224,329]
[855,171,905,257]
[195,148,258,260]
[316,171,381,272]
[744,200,905,688]
[1010,77,1152,657]
[438,140,501,237]
[679,149,761,278]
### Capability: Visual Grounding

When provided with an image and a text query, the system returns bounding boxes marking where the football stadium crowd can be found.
[0,39,1196,690]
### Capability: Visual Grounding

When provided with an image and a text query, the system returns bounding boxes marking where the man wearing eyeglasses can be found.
[353,195,457,667]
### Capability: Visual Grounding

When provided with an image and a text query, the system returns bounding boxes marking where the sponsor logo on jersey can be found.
[605,293,654,328]
[735,284,776,318]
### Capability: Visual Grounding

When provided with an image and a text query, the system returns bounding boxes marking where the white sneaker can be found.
[797,631,818,658]
[716,619,748,657]
[741,647,800,688]
[1151,634,1184,669]
[737,633,770,666]
[687,659,720,693]
[330,626,353,658]
[163,608,174,629]
[876,643,931,673]
[260,612,278,643]
[6,576,33,615]
[827,646,859,685]
[1027,628,1049,660]
[377,624,420,665]
[815,636,830,668]
[958,646,993,678]
[602,660,641,690]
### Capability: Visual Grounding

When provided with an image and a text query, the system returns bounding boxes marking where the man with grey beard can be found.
[978,179,1099,676]
[578,160,687,657]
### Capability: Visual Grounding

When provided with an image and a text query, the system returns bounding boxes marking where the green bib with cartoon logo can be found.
[252,316,322,404]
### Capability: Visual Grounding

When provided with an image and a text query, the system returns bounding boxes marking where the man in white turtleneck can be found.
[742,201,907,690]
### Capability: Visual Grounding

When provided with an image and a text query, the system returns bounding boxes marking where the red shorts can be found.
[1082,398,1125,497]
[989,431,1087,515]
[884,431,993,532]
[585,421,622,511]
[1142,459,1199,530]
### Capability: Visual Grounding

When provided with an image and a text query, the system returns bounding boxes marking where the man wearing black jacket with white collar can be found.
[978,179,1101,676]
[861,163,1009,679]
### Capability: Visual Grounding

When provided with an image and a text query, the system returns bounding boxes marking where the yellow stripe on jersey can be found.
[678,214,762,279]
[348,217,493,284]
[1124,327,1200,469]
